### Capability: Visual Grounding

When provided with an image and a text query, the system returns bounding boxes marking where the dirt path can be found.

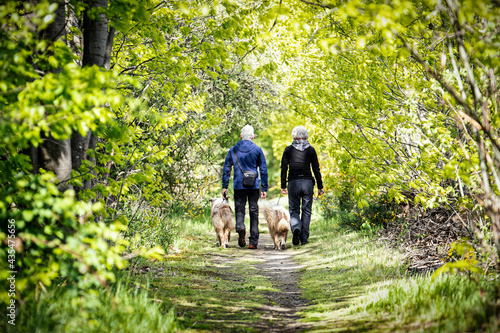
[252,234,310,332]
[210,225,310,332]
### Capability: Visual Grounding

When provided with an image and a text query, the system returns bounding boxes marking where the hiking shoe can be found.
[301,241,309,246]
[292,229,300,246]
[248,244,257,249]
[238,230,246,248]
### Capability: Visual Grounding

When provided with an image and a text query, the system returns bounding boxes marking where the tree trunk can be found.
[35,1,73,190]
[82,0,109,68]
[40,135,73,190]
[28,145,40,175]
[71,0,113,194]
[40,1,66,42]
[30,0,114,194]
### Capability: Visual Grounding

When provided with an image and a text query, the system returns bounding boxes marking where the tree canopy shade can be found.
[263,0,500,256]
[1,0,500,320]
[0,0,277,303]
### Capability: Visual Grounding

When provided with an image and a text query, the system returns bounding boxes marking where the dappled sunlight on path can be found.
[208,231,312,332]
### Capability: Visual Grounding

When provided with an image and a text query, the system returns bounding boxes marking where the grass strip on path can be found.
[121,219,284,332]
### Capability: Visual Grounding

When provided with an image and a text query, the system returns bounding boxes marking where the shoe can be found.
[292,229,300,246]
[301,241,309,246]
[248,244,257,249]
[238,229,246,248]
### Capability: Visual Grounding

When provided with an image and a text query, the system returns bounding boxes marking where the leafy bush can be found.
[319,192,363,229]
[319,192,400,231]
[358,195,400,230]
[0,172,128,304]
[318,193,338,221]
[0,1,129,303]
[433,240,484,280]
[122,196,213,252]
[124,202,178,251]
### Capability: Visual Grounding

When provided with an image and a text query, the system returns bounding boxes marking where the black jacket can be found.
[281,145,323,190]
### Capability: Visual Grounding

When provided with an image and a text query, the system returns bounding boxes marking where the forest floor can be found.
[124,208,493,333]
[127,212,400,333]
[131,223,320,332]
[208,232,312,332]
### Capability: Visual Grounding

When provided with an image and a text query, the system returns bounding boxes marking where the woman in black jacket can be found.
[281,126,324,246]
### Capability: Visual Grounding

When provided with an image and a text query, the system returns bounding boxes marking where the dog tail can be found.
[219,204,235,230]
[277,216,291,233]
[273,205,290,233]
[262,200,275,223]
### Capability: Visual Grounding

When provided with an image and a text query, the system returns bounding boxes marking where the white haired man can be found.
[280,126,324,246]
[222,125,268,249]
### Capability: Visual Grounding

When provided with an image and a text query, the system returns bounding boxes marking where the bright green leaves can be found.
[0,172,128,304]
[432,240,484,280]
[107,0,278,213]
[32,40,77,72]
[259,0,500,214]
[106,0,153,31]
[0,0,281,308]
[5,63,119,148]
[0,0,136,302]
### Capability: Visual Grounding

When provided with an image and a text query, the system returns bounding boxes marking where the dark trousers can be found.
[234,189,260,246]
[288,179,314,243]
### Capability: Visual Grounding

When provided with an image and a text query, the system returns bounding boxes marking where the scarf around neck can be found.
[291,139,311,151]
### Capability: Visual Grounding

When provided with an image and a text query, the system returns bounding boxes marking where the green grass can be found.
[13,211,276,333]
[15,203,499,332]
[295,214,499,332]
[13,283,177,333]
[119,213,278,332]
[362,274,499,332]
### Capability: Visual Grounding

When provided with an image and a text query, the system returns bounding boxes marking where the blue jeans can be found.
[288,179,314,243]
[234,189,260,246]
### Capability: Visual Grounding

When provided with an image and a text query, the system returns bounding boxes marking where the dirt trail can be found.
[210,224,310,332]
[252,234,310,332]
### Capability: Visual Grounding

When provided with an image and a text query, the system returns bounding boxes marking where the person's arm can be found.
[280,147,289,192]
[222,149,233,194]
[310,147,323,193]
[258,148,268,197]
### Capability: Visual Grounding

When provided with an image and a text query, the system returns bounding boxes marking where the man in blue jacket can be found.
[222,125,268,249]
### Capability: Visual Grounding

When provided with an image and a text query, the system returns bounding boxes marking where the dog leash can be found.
[277,191,282,205]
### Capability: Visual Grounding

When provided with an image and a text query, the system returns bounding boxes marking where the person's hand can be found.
[281,188,287,195]
[222,188,228,199]
[261,191,267,199]
[318,189,325,196]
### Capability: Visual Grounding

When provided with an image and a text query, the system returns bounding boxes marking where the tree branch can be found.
[299,0,334,9]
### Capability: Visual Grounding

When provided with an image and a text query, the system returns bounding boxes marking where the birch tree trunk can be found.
[36,1,73,190]
[30,0,115,194]
[71,0,114,193]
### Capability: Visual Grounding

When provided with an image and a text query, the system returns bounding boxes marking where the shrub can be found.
[359,195,400,230]
[0,1,128,304]
[0,172,128,304]
[124,202,178,251]
[319,192,363,229]
[319,193,400,231]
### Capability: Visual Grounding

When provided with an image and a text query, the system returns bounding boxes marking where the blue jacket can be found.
[222,140,268,191]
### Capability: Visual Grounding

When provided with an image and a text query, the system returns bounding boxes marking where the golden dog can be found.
[209,197,235,248]
[263,201,291,250]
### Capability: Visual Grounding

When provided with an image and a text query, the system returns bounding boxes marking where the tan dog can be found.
[209,197,235,248]
[263,201,291,250]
